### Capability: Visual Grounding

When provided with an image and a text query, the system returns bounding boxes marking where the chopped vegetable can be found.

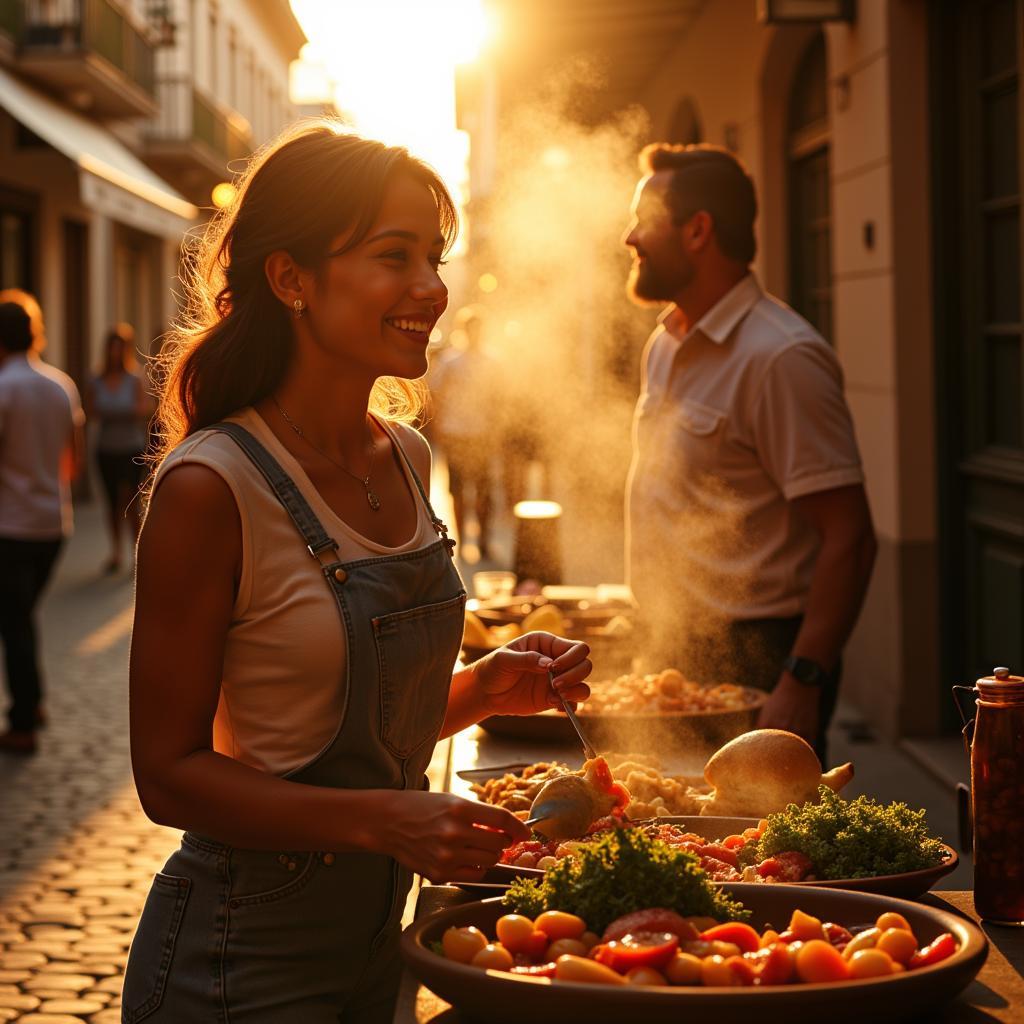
[593,932,679,972]
[909,932,957,969]
[504,828,749,932]
[750,787,948,879]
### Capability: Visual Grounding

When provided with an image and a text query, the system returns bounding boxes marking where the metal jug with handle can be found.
[952,667,1024,925]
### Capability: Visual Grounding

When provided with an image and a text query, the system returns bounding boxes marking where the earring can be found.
[292,298,305,318]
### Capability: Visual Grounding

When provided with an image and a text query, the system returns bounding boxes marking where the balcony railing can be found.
[148,76,252,169]
[22,0,155,98]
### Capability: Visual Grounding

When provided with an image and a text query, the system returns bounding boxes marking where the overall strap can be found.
[374,417,456,556]
[206,422,340,567]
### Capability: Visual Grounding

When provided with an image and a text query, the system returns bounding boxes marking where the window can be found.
[787,32,833,341]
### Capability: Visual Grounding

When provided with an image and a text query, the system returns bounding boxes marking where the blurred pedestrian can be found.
[86,323,152,574]
[622,144,876,761]
[429,304,498,558]
[0,295,85,754]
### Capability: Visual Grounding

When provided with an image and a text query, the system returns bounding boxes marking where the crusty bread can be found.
[699,729,854,817]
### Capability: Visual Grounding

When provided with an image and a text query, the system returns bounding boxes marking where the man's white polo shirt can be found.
[625,273,864,624]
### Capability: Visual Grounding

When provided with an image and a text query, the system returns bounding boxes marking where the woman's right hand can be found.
[366,791,532,883]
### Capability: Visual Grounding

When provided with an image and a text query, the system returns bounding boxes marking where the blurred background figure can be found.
[0,294,85,754]
[87,324,152,574]
[430,304,499,561]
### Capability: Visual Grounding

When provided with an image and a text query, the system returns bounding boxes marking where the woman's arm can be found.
[130,463,529,877]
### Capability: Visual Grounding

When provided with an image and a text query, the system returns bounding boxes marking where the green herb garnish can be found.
[503,826,748,932]
[750,786,948,879]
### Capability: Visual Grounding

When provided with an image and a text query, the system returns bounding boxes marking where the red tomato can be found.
[698,844,739,867]
[521,931,550,960]
[824,922,854,949]
[725,955,758,986]
[699,922,762,955]
[757,858,782,878]
[722,834,747,850]
[775,851,814,882]
[909,933,957,970]
[602,909,698,943]
[593,932,679,972]
[509,961,557,978]
[759,943,796,985]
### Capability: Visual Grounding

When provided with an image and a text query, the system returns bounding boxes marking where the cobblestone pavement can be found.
[0,505,179,1024]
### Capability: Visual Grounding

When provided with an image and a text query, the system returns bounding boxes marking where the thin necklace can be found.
[272,397,382,511]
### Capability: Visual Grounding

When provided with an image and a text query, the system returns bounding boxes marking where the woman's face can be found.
[108,336,125,367]
[301,172,449,381]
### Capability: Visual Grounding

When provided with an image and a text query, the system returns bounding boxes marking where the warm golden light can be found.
[514,500,563,521]
[211,182,237,209]
[478,272,498,293]
[289,0,498,253]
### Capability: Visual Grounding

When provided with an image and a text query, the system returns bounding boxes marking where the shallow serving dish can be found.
[478,690,767,750]
[461,816,959,901]
[401,885,987,1024]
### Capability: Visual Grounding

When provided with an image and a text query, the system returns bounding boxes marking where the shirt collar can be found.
[658,272,762,344]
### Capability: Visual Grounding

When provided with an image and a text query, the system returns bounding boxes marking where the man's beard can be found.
[627,256,694,304]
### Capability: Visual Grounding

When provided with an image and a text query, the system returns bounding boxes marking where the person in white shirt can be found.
[0,294,85,754]
[622,144,877,760]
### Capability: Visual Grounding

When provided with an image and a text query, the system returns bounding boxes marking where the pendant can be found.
[367,489,382,511]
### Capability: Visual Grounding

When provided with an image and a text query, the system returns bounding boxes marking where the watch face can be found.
[789,657,824,686]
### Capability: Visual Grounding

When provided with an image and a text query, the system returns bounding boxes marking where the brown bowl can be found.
[401,886,987,1024]
[479,817,958,902]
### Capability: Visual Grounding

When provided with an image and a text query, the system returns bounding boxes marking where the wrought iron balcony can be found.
[17,0,157,118]
[144,76,253,205]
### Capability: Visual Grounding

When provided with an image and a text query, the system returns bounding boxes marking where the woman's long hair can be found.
[152,120,458,471]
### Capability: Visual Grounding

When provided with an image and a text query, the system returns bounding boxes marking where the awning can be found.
[0,64,198,238]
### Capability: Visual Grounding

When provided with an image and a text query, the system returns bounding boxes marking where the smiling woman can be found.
[125,119,593,1024]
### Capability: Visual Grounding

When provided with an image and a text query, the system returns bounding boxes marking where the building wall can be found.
[636,1,941,738]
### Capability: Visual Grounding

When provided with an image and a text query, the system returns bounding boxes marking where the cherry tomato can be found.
[848,948,895,979]
[699,922,761,955]
[535,911,586,941]
[625,966,668,986]
[700,955,744,987]
[547,938,588,960]
[909,932,957,970]
[521,931,550,961]
[795,939,850,983]
[470,943,515,971]
[876,927,918,966]
[554,954,626,985]
[725,955,758,986]
[442,926,488,964]
[876,912,913,933]
[842,927,880,960]
[756,858,782,878]
[594,932,679,972]
[824,922,853,949]
[602,909,698,942]
[495,915,537,954]
[759,943,796,985]
[664,952,702,985]
[722,834,747,850]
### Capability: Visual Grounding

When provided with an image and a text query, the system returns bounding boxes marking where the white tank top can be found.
[153,407,438,776]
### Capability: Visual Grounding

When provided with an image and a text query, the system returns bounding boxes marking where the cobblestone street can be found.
[0,504,179,1024]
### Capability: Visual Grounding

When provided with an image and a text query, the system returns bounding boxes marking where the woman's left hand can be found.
[472,632,592,718]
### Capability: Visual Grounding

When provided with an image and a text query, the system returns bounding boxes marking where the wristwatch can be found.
[783,655,828,688]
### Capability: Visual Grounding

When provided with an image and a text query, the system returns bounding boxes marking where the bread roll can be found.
[699,729,854,817]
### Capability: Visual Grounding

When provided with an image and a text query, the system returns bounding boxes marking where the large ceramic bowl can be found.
[481,816,959,901]
[401,886,987,1024]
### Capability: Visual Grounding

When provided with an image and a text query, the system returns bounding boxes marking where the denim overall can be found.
[122,421,466,1023]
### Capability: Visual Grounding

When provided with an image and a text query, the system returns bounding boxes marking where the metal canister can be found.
[955,667,1024,925]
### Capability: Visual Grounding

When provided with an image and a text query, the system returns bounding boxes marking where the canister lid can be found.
[977,667,1024,701]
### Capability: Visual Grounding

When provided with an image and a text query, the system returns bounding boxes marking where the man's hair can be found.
[0,301,33,353]
[639,143,757,264]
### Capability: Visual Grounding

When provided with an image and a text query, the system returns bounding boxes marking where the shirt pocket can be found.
[670,398,728,482]
[121,872,190,1023]
[373,591,467,759]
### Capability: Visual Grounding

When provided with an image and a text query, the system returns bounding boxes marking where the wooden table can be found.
[394,728,1023,1022]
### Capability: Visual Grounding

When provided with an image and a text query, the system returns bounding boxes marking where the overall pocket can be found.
[122,872,190,1023]
[373,591,466,758]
